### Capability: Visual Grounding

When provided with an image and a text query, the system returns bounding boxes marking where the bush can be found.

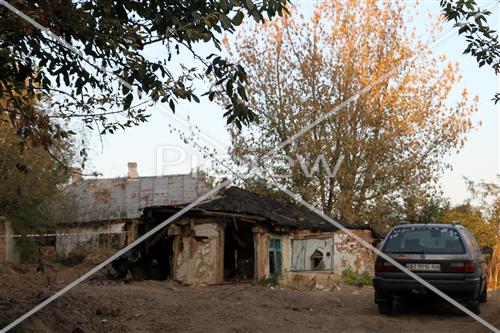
[258,274,279,286]
[341,267,372,287]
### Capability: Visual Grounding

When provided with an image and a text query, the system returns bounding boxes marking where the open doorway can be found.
[144,235,174,280]
[117,233,174,281]
[224,221,254,281]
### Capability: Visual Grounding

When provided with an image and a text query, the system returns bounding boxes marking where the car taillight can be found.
[375,260,396,272]
[450,261,475,273]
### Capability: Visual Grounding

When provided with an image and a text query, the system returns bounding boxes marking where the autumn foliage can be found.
[225,0,478,233]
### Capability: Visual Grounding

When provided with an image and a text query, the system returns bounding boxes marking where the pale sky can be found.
[86,1,499,205]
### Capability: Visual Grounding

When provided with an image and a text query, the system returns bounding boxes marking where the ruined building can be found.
[127,186,377,288]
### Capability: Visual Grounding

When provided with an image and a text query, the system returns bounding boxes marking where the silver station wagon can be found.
[373,223,491,315]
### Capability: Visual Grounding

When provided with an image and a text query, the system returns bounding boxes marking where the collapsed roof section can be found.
[142,186,377,235]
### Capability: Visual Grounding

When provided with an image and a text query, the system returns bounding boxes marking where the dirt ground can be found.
[0,261,499,333]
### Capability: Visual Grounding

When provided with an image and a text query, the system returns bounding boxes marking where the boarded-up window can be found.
[291,238,333,271]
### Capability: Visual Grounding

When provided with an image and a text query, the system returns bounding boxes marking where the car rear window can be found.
[383,226,465,254]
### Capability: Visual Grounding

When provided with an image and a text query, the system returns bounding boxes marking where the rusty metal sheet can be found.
[59,174,210,223]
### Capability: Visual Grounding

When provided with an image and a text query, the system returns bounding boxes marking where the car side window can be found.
[460,229,480,256]
[466,230,482,256]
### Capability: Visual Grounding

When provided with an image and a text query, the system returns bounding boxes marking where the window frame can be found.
[290,237,334,272]
[382,226,467,255]
[268,237,282,275]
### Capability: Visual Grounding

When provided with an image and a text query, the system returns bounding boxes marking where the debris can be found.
[315,283,325,290]
[95,306,120,317]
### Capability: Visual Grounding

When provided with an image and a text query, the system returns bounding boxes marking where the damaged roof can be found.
[58,174,211,223]
[143,186,372,233]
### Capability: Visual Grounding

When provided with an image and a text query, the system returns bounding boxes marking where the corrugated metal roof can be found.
[59,174,211,223]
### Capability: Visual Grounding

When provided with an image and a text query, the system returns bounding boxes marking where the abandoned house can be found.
[53,162,211,258]
[126,186,377,289]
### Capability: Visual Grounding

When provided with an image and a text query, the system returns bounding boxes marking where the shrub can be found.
[258,274,279,286]
[341,267,372,287]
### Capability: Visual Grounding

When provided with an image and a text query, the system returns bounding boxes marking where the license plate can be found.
[406,263,440,272]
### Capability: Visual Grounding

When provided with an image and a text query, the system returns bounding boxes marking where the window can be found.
[383,226,466,254]
[292,238,333,271]
[460,229,481,256]
[268,237,282,275]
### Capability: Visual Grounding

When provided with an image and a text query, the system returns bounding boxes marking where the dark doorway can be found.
[116,233,174,281]
[144,235,174,280]
[224,221,254,281]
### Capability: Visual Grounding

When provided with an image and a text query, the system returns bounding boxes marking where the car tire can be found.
[467,301,481,315]
[378,301,393,315]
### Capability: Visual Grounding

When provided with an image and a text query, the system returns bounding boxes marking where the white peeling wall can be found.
[173,221,221,285]
[55,222,126,258]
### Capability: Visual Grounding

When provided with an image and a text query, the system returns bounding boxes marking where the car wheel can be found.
[467,301,481,315]
[378,301,393,315]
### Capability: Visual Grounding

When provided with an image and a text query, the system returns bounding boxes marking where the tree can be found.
[224,1,477,232]
[0,0,288,165]
[440,0,500,102]
[405,195,450,225]
[0,115,71,232]
[440,204,496,248]
[439,185,500,290]
[465,176,500,230]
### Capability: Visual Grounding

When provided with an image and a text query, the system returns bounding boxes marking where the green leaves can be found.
[440,0,500,102]
[233,11,245,26]
[0,0,289,158]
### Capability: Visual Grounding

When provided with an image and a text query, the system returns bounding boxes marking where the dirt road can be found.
[0,263,499,333]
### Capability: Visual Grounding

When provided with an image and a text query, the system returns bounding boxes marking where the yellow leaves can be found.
[312,10,321,25]
[461,88,469,98]
[222,35,230,52]
[226,0,478,227]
